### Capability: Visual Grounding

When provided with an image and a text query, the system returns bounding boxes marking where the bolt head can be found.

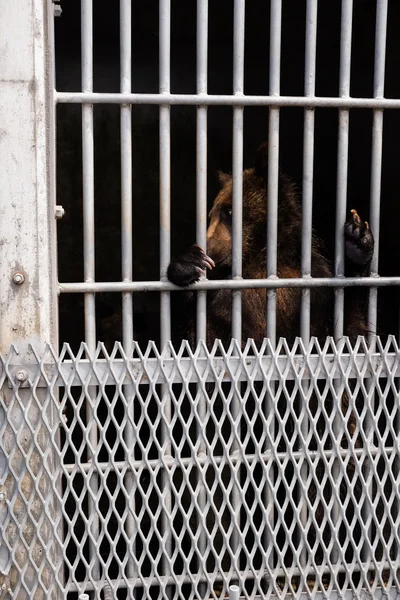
[55,205,65,219]
[16,370,28,383]
[12,272,25,285]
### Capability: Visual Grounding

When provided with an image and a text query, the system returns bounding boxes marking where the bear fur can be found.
[167,143,374,347]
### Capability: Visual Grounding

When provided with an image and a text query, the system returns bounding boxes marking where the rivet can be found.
[12,272,25,285]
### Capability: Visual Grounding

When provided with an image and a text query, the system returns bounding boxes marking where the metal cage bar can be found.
[159,0,172,347]
[120,0,136,585]
[56,92,400,110]
[195,2,209,593]
[81,0,101,591]
[266,0,282,347]
[301,0,318,345]
[59,275,400,294]
[231,0,245,346]
[368,0,388,342]
[334,0,353,341]
[81,0,96,349]
[364,0,389,573]
[196,0,208,344]
[299,0,318,570]
[159,2,173,595]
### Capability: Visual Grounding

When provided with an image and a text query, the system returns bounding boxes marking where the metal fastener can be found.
[55,205,65,219]
[15,370,28,383]
[53,1,62,17]
[0,493,5,502]
[12,272,25,285]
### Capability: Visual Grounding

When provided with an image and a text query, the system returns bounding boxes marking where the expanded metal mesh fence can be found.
[1,338,400,598]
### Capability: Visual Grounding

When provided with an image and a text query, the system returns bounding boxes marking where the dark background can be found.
[55,0,400,350]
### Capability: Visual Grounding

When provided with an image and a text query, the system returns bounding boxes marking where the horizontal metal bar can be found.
[12,351,400,386]
[56,91,400,109]
[59,276,400,294]
[63,443,395,475]
[67,573,397,596]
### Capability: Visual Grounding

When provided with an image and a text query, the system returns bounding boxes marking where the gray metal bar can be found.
[81,0,100,591]
[82,0,96,348]
[120,0,133,350]
[17,346,400,386]
[63,442,395,474]
[334,0,353,341]
[159,1,173,593]
[300,0,318,345]
[59,274,400,294]
[56,91,400,110]
[159,0,171,346]
[231,0,245,344]
[299,0,318,572]
[333,0,354,568]
[120,0,136,586]
[67,571,399,596]
[265,0,282,581]
[195,2,208,592]
[230,0,245,578]
[266,0,282,347]
[196,0,208,343]
[365,0,388,573]
[368,0,388,341]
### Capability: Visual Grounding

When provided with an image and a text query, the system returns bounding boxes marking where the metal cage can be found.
[0,0,399,599]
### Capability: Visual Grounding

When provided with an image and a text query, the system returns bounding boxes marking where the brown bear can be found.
[167,144,376,570]
[167,143,374,346]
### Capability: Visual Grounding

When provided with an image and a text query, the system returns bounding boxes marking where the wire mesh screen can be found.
[2,338,400,599]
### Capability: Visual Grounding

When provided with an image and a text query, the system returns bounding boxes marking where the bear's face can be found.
[206,168,267,267]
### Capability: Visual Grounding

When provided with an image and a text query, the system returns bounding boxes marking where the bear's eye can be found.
[226,208,232,217]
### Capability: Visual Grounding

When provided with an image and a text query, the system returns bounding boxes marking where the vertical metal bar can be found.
[196,0,208,343]
[332,0,354,569]
[159,2,173,595]
[364,0,388,572]
[266,0,282,348]
[230,0,245,582]
[334,0,353,341]
[81,0,100,591]
[159,0,171,346]
[232,0,245,345]
[196,1,208,594]
[82,0,96,348]
[301,0,317,346]
[120,0,133,347]
[299,0,318,571]
[264,0,282,581]
[368,0,388,341]
[120,0,136,586]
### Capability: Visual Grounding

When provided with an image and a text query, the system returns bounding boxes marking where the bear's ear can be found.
[254,142,268,180]
[216,170,232,187]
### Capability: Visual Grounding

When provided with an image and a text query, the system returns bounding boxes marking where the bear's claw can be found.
[345,209,374,267]
[167,245,215,287]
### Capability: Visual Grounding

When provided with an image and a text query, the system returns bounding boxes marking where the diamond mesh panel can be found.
[1,336,400,599]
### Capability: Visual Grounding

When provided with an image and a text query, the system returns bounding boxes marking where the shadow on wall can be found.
[55,0,400,350]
